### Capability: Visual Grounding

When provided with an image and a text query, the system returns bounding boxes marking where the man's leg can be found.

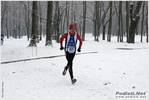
[68,53,77,84]
[63,52,77,84]
[62,51,70,75]
[63,52,75,79]
[68,53,75,80]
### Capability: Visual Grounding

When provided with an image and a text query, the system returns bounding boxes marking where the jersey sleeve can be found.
[60,33,67,47]
[77,33,82,48]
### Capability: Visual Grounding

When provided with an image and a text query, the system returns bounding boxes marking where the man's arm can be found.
[60,33,67,47]
[77,34,82,48]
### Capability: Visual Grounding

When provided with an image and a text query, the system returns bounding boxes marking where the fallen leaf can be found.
[132,86,135,88]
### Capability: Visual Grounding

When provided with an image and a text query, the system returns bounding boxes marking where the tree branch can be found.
[104,11,115,26]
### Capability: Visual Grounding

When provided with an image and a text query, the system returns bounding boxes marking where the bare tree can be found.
[28,1,38,47]
[39,2,43,41]
[20,1,31,40]
[45,1,53,46]
[140,1,145,42]
[74,2,77,23]
[126,1,130,42]
[128,1,142,43]
[71,1,74,22]
[12,2,18,38]
[120,1,124,42]
[53,1,66,42]
[67,2,69,30]
[146,3,148,43]
[27,1,31,41]
[107,1,113,42]
[93,1,99,41]
[62,1,69,33]
[18,5,21,39]
[5,10,9,38]
[52,2,57,37]
[96,1,101,42]
[82,1,87,41]
[1,1,10,31]
[2,1,147,44]
[56,1,60,43]
[101,2,110,40]
[118,1,123,42]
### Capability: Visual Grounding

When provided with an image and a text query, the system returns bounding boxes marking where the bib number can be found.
[68,46,75,53]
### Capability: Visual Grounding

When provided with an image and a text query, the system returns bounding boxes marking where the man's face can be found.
[70,27,76,32]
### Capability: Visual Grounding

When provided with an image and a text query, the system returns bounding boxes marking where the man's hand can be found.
[77,47,81,52]
[60,46,64,50]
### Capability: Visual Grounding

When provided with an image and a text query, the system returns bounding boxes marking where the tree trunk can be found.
[96,1,99,41]
[27,1,30,41]
[118,1,122,42]
[62,2,67,33]
[67,2,69,31]
[28,1,38,47]
[96,1,101,42]
[52,2,57,39]
[71,1,73,23]
[93,2,96,41]
[102,25,106,40]
[74,2,77,23]
[6,12,9,38]
[39,2,42,41]
[82,1,86,41]
[128,1,142,43]
[146,4,148,43]
[120,1,123,42]
[56,1,60,43]
[45,1,53,46]
[140,1,145,42]
[51,3,54,39]
[107,1,112,42]
[102,1,110,40]
[120,14,124,42]
[12,2,17,39]
[1,1,9,33]
[18,8,21,39]
[126,1,130,42]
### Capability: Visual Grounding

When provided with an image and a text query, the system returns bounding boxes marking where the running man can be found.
[60,23,82,84]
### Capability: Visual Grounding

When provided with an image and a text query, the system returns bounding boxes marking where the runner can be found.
[60,23,83,84]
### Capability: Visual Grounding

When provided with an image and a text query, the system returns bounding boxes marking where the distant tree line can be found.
[1,1,148,46]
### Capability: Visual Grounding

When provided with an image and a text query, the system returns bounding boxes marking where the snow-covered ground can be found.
[1,34,148,100]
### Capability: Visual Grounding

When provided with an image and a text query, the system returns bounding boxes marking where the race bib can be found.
[68,46,75,53]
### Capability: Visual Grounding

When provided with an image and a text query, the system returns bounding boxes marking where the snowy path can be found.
[1,34,148,99]
[1,52,97,64]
